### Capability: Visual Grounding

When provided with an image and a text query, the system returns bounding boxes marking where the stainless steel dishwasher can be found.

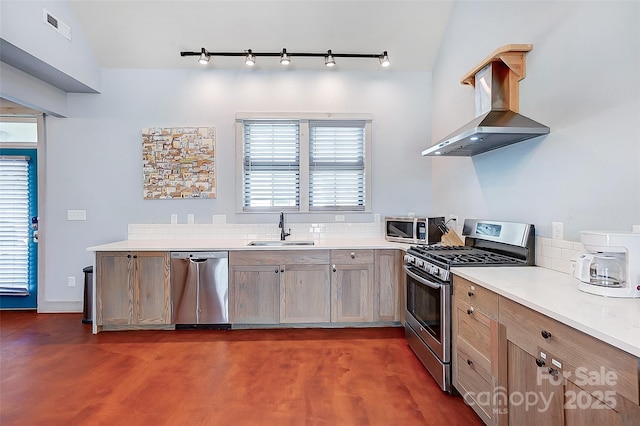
[170,252,230,329]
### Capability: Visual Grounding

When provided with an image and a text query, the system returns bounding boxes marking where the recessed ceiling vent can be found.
[43,9,72,41]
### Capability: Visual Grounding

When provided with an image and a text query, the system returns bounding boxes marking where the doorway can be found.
[0,116,39,309]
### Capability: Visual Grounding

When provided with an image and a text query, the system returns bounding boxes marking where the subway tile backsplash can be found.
[535,236,584,275]
[128,222,384,242]
[127,223,582,275]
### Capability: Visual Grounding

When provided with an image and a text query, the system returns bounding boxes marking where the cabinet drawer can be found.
[455,348,493,420]
[454,299,492,359]
[500,296,640,405]
[230,250,329,266]
[453,276,498,320]
[331,249,374,265]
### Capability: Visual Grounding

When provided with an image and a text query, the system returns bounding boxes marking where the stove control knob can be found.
[417,260,425,268]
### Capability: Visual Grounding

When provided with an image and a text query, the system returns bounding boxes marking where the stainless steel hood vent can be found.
[423,44,549,157]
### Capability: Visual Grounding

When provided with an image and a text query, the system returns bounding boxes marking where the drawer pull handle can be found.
[467,307,474,315]
[275,269,279,274]
[535,358,546,367]
[541,330,552,339]
[350,252,356,259]
[332,264,337,273]
[280,268,285,273]
[548,367,558,377]
[467,291,474,297]
[467,359,473,366]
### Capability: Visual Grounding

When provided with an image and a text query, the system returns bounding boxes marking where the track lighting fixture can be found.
[244,49,256,66]
[324,50,336,67]
[379,51,390,67]
[180,47,390,68]
[280,49,290,65]
[198,48,210,65]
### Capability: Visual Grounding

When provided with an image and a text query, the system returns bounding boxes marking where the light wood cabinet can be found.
[452,276,506,425]
[96,251,171,326]
[500,296,640,426]
[374,250,402,322]
[229,250,330,324]
[230,264,280,324]
[331,250,374,322]
[453,276,640,425]
[280,264,330,323]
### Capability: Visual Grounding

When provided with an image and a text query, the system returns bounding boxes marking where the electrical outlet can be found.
[552,222,563,240]
[374,214,381,223]
[407,212,415,218]
[187,214,194,224]
[171,214,178,224]
[68,276,76,287]
[633,225,640,233]
[335,215,345,222]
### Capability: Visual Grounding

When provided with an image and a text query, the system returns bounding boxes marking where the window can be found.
[309,121,366,211]
[237,114,371,213]
[0,156,32,296]
[242,120,300,211]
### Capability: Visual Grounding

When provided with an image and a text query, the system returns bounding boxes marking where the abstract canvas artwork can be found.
[142,127,216,199]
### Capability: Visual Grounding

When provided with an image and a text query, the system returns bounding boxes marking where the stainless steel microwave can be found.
[385,216,445,244]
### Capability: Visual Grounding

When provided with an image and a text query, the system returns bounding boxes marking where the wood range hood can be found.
[423,44,550,157]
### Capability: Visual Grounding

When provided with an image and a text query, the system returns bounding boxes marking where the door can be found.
[230,265,280,324]
[280,264,330,323]
[0,148,38,309]
[331,263,373,322]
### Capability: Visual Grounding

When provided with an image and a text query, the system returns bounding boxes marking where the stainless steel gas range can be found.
[403,219,535,393]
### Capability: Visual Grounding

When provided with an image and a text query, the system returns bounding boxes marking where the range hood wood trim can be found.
[460,44,533,87]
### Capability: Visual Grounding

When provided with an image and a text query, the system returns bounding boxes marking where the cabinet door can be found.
[230,265,280,324]
[508,341,564,425]
[331,264,373,322]
[280,264,330,323]
[96,252,133,325]
[374,250,401,321]
[134,252,171,325]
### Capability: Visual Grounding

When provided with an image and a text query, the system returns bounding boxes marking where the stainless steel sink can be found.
[247,240,315,246]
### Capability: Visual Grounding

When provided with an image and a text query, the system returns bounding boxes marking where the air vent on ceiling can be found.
[43,9,71,41]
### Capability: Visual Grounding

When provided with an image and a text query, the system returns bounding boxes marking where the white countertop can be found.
[87,238,409,252]
[452,266,640,358]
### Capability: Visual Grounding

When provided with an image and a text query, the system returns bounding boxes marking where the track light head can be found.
[245,49,256,66]
[379,51,390,67]
[198,48,210,65]
[324,50,336,67]
[280,48,290,65]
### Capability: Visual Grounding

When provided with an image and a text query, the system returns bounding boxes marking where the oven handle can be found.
[403,265,443,290]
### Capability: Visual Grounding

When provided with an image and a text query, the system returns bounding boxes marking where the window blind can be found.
[243,120,300,211]
[0,157,30,295]
[309,121,366,211]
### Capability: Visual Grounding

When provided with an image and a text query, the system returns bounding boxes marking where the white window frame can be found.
[236,113,372,213]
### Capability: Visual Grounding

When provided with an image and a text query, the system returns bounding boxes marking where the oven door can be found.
[404,265,450,363]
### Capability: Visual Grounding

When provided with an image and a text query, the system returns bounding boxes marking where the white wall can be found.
[430,1,640,241]
[0,0,101,92]
[41,69,433,310]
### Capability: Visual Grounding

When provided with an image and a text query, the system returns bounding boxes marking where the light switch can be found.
[187,214,194,224]
[552,222,563,240]
[67,210,86,221]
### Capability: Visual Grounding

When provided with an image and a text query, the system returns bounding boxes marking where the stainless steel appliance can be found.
[574,231,640,298]
[170,252,230,329]
[403,219,535,392]
[385,216,446,244]
[422,45,549,157]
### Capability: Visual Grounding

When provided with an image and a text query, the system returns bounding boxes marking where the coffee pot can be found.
[575,231,640,298]
[574,253,625,287]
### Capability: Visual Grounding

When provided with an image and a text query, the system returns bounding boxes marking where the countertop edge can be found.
[87,239,410,252]
[452,266,640,358]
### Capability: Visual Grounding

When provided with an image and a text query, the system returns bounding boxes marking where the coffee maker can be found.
[574,231,640,298]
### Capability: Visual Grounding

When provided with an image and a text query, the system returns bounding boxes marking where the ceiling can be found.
[69,0,454,72]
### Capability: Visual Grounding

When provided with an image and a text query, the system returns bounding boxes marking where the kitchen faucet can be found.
[279,211,290,241]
